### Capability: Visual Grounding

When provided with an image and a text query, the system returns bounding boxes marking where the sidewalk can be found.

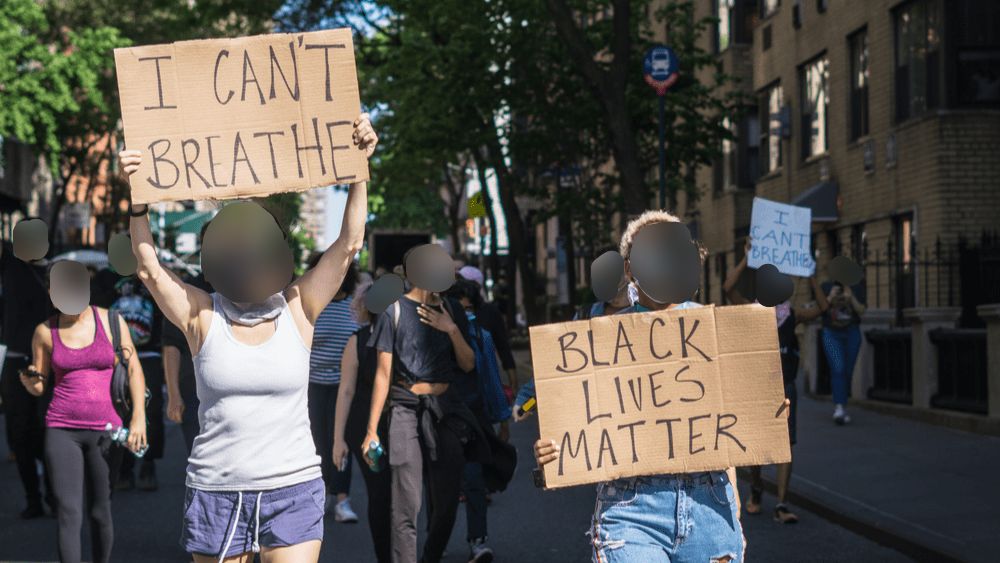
[755,384,1000,563]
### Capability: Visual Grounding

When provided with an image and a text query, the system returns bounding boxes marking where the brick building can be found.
[693,0,1000,320]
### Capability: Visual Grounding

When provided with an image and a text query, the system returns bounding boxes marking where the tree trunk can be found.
[605,94,649,216]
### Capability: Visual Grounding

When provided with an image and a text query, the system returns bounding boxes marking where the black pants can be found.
[1,356,50,506]
[121,356,164,475]
[45,427,122,563]
[308,382,352,495]
[388,401,466,563]
[346,393,392,563]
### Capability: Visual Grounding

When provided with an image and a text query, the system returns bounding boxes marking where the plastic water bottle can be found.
[105,422,148,458]
[366,440,385,473]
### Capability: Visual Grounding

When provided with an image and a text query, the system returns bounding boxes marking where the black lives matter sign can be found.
[114,29,369,204]
[528,304,791,489]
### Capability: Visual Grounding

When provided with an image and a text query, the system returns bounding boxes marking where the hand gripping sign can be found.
[115,29,370,204]
[529,304,791,489]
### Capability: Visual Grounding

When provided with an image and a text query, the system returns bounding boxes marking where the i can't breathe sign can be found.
[528,304,791,490]
[748,197,815,277]
[114,29,369,204]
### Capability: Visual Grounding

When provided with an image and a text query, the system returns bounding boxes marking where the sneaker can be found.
[744,487,763,515]
[468,538,494,563]
[138,460,158,491]
[774,503,799,524]
[833,404,846,426]
[334,498,358,523]
[20,502,45,520]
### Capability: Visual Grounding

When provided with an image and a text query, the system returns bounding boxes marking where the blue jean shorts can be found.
[590,472,743,563]
[181,477,325,558]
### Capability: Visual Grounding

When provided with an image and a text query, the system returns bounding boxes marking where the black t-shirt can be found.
[0,242,50,355]
[368,296,471,385]
[821,281,867,329]
[353,324,378,397]
[777,307,799,383]
[161,318,197,400]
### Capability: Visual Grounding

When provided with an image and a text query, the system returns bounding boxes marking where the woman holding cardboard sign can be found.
[119,114,376,563]
[534,211,791,563]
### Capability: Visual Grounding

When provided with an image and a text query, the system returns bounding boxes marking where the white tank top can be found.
[186,293,321,491]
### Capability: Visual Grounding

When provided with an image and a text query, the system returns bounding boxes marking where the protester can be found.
[332,280,392,563]
[364,248,488,563]
[534,210,791,562]
[0,240,54,518]
[110,276,164,490]
[307,255,360,522]
[20,271,147,563]
[724,240,829,523]
[821,280,866,425]
[457,266,518,391]
[119,113,376,562]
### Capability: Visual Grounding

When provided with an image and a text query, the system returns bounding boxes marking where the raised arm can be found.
[290,115,378,323]
[120,151,211,347]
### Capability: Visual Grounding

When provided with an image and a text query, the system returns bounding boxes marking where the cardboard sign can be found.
[528,304,791,489]
[115,29,369,204]
[748,197,814,277]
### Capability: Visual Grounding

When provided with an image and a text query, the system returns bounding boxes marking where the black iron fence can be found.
[930,328,989,415]
[862,231,1000,327]
[865,329,913,404]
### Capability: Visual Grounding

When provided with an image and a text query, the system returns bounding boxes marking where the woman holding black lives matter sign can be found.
[724,238,829,524]
[534,210,791,563]
[118,114,376,563]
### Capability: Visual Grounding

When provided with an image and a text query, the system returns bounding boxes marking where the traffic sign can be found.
[643,45,679,96]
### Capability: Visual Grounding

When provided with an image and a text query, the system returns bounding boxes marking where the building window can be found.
[849,29,870,140]
[717,0,732,52]
[761,0,779,19]
[792,0,802,29]
[716,1,759,52]
[818,0,828,13]
[953,0,1000,106]
[715,110,760,194]
[800,55,829,158]
[720,117,734,191]
[759,83,784,174]
[894,0,942,121]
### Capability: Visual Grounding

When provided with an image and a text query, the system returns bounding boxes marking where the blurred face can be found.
[626,221,700,305]
[201,202,293,304]
[404,244,455,293]
[49,260,90,315]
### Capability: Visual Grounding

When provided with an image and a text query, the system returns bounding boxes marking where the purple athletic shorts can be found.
[181,477,325,558]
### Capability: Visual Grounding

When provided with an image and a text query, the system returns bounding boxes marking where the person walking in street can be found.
[110,276,164,491]
[20,266,147,563]
[0,240,54,518]
[332,280,392,563]
[307,255,360,523]
[534,210,791,563]
[118,113,376,563]
[821,280,866,425]
[456,266,518,391]
[363,248,485,563]
[724,239,829,524]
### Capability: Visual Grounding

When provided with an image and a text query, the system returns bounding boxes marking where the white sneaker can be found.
[468,538,494,562]
[833,404,846,425]
[334,498,358,523]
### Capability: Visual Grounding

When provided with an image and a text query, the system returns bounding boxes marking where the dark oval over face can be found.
[108,232,138,276]
[404,244,455,293]
[755,263,794,307]
[201,202,293,304]
[591,250,625,303]
[13,218,49,262]
[828,255,863,287]
[628,222,700,304]
[50,260,90,315]
[366,273,405,315]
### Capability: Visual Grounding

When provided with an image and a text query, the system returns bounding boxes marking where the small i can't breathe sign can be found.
[114,29,369,204]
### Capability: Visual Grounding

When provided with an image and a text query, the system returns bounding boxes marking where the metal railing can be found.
[930,328,988,415]
[865,328,913,404]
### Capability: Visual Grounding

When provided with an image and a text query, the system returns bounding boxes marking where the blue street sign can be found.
[643,45,679,96]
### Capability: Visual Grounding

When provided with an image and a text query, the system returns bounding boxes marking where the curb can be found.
[736,469,963,563]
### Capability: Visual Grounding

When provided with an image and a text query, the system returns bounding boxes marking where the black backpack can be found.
[108,309,148,423]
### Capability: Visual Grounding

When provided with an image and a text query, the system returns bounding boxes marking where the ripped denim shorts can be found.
[589,472,743,563]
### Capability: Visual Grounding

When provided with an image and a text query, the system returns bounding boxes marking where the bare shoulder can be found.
[95,307,118,332]
[33,321,53,346]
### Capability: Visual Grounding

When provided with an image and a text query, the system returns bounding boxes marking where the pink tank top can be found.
[45,307,122,430]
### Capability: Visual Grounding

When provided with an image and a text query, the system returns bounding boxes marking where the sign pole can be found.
[658,95,666,210]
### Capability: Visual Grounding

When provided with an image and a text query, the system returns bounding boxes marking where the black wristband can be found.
[129,204,149,217]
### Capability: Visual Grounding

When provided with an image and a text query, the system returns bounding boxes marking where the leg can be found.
[744,466,763,515]
[822,329,849,406]
[463,462,488,541]
[843,327,863,402]
[139,357,164,490]
[388,405,422,563]
[45,427,86,563]
[82,431,118,563]
[328,385,353,503]
[260,541,321,563]
[307,383,334,495]
[348,410,392,563]
[678,473,744,563]
[421,422,466,563]
[775,462,793,504]
[2,359,45,512]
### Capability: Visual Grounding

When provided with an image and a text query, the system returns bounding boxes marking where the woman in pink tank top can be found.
[21,300,147,563]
